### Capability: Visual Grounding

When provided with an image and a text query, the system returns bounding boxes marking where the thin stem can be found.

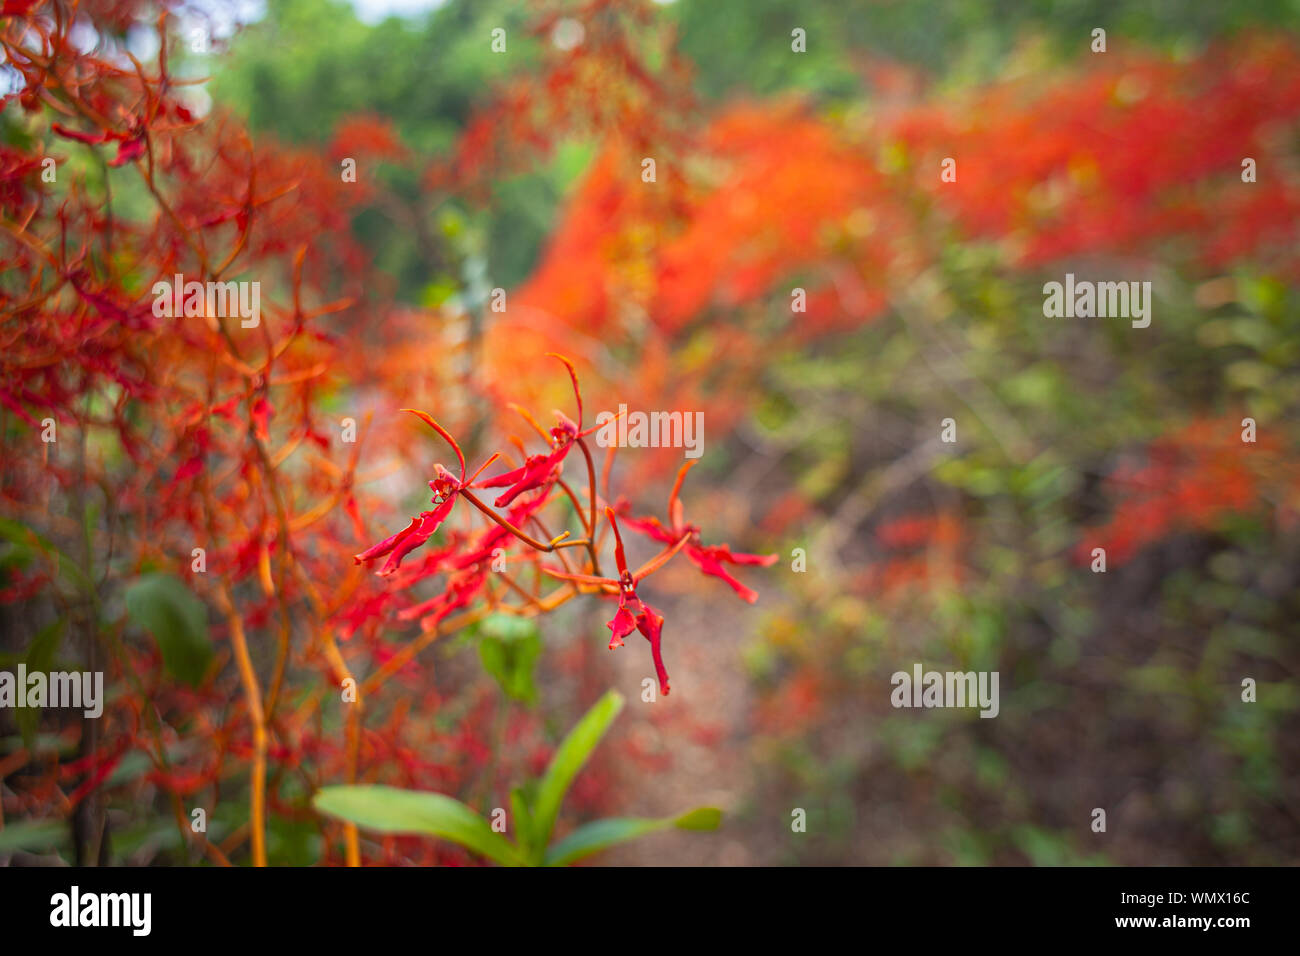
[459,488,587,553]
[217,585,266,867]
[576,437,602,575]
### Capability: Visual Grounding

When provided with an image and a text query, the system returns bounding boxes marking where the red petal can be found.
[251,397,272,442]
[686,545,760,603]
[377,498,457,575]
[635,602,670,696]
[51,123,112,145]
[487,444,570,507]
[619,513,677,545]
[174,456,203,482]
[475,461,530,489]
[718,545,779,567]
[108,136,146,167]
[401,409,466,482]
[606,603,637,649]
[354,516,421,565]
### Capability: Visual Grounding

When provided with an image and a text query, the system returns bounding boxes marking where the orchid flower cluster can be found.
[353,355,777,695]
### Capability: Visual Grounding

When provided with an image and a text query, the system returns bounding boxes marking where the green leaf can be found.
[532,690,623,848]
[17,619,65,749]
[313,785,524,866]
[24,618,63,671]
[673,806,724,831]
[510,786,535,855]
[543,807,723,867]
[476,611,541,642]
[123,573,212,687]
[0,818,69,854]
[0,518,91,594]
[478,630,542,705]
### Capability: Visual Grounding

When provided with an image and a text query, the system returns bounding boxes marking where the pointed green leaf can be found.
[313,785,524,866]
[543,807,723,866]
[123,573,211,687]
[544,817,668,867]
[532,690,623,847]
[673,806,724,831]
[510,786,535,858]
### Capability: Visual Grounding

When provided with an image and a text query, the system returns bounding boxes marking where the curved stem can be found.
[459,488,586,553]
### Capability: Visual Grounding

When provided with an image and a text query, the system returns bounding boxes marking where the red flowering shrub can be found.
[0,1,775,865]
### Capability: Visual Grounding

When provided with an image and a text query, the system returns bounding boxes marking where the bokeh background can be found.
[2,0,1299,865]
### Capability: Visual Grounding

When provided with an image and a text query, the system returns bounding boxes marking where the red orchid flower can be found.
[51,122,146,167]
[542,508,690,696]
[618,461,778,603]
[109,134,146,167]
[353,411,497,576]
[476,353,604,507]
[475,421,575,507]
[389,493,550,630]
